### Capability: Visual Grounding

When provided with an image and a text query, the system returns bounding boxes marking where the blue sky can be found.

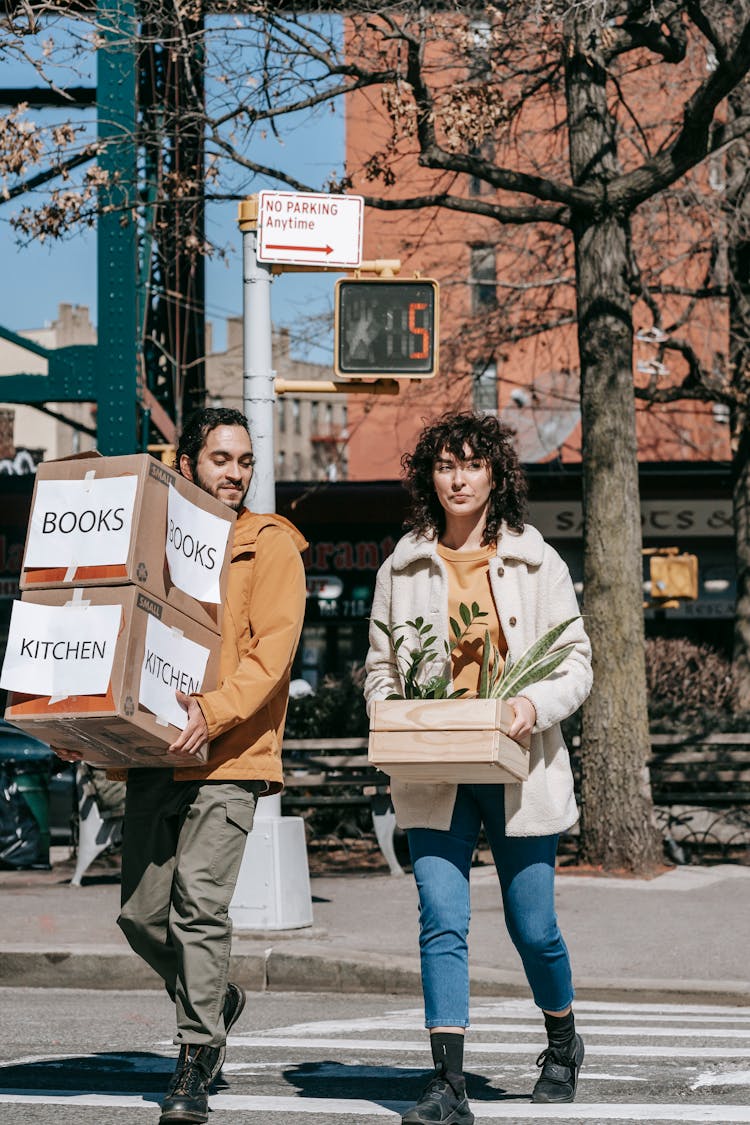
[0,17,345,360]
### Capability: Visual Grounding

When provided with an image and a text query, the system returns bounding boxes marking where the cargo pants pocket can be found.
[209,796,256,886]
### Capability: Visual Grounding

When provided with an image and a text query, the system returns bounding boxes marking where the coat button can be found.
[509,616,517,627]
[497,566,505,576]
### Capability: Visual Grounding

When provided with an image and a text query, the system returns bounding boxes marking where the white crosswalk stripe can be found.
[2,996,750,1121]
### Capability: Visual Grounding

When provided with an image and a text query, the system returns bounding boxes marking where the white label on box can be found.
[0,600,120,698]
[139,613,211,729]
[24,476,139,569]
[165,485,230,605]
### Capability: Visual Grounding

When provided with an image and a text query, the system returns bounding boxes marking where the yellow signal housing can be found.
[649,553,699,601]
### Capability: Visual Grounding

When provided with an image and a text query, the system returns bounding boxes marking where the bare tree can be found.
[3,0,750,869]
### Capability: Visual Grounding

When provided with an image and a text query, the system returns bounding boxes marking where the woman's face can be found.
[432,443,493,521]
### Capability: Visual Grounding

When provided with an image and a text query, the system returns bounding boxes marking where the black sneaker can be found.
[402,1070,474,1124]
[223,981,246,1037]
[531,1032,585,1103]
[159,1045,212,1124]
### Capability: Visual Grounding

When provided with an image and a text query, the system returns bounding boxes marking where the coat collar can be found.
[232,508,308,556]
[391,522,544,571]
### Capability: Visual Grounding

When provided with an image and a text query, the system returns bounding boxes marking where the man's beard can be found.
[193,467,248,512]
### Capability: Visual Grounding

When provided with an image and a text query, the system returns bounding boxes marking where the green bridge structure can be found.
[1,0,210,454]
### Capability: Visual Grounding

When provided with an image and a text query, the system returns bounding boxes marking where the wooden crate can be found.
[369,698,530,783]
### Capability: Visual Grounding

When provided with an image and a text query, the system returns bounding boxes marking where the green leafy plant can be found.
[373,602,489,699]
[375,603,580,700]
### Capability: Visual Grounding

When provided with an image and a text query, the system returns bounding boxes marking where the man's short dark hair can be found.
[176,408,252,479]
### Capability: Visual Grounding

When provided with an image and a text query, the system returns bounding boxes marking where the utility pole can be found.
[227,198,313,931]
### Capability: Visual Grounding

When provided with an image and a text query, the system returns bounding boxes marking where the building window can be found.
[311,401,319,430]
[470,245,497,315]
[277,449,286,477]
[293,451,302,480]
[473,360,498,413]
[277,398,286,433]
[293,399,301,435]
[469,17,492,79]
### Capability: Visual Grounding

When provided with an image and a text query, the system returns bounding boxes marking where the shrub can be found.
[285,666,368,739]
[645,637,736,733]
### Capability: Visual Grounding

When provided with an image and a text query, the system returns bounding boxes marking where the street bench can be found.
[564,731,750,865]
[281,737,404,875]
[648,732,750,864]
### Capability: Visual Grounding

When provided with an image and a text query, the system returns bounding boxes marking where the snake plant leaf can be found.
[479,627,491,698]
[499,616,579,684]
[493,642,577,699]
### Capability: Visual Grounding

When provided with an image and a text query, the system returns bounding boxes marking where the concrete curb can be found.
[5,943,750,1005]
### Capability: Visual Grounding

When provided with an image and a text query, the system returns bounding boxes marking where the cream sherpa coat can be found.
[364,523,593,836]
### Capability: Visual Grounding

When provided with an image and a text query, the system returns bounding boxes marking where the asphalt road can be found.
[1,988,749,1124]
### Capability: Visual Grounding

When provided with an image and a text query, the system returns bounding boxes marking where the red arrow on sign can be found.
[266,243,334,255]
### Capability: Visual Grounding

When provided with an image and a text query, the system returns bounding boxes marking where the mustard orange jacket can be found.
[172,508,307,789]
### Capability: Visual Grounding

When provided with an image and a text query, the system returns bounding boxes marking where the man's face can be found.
[180,424,254,511]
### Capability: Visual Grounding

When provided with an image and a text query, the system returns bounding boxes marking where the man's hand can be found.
[505,695,536,741]
[52,746,84,763]
[169,691,209,757]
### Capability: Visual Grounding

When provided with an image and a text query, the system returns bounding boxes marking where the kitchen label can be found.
[139,613,211,728]
[0,599,120,697]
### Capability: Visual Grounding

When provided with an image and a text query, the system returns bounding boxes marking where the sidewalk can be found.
[3,847,749,1004]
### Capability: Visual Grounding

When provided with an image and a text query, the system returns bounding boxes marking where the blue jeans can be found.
[407,784,574,1028]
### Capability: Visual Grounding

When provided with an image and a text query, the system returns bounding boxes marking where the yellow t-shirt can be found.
[437,543,508,696]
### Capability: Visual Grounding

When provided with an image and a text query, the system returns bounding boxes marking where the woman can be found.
[365,411,592,1125]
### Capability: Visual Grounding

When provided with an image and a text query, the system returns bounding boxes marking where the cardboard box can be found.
[20,453,236,635]
[3,586,221,769]
[368,698,530,783]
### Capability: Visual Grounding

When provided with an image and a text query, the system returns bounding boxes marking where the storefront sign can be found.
[532,499,733,539]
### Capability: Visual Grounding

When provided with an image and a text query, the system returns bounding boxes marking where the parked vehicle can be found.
[0,721,75,867]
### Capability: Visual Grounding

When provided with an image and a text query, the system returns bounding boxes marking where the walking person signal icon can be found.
[334,279,439,378]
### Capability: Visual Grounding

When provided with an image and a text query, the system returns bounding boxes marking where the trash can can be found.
[0,723,54,871]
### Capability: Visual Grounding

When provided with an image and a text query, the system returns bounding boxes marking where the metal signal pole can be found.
[228,198,313,931]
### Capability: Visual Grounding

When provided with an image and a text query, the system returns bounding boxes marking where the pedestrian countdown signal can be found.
[334,279,439,378]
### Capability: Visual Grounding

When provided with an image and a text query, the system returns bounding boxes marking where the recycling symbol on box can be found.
[124,696,135,717]
[136,562,148,582]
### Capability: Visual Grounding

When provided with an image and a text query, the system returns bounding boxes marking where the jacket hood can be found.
[232,508,308,555]
[391,521,545,571]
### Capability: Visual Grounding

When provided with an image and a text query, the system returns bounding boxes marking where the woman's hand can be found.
[506,695,536,741]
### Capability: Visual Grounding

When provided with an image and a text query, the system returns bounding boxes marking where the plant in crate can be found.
[374,603,580,702]
[370,606,582,783]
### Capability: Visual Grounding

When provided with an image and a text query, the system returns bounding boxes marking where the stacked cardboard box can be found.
[2,453,236,768]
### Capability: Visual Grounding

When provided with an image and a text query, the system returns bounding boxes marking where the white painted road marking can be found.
[4,998,750,1120]
[240,1034,750,1059]
[2,1093,750,1120]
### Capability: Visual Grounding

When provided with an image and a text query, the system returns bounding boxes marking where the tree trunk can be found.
[565,12,662,871]
[727,90,750,710]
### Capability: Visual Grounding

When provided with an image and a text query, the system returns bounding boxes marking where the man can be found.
[118,407,307,1123]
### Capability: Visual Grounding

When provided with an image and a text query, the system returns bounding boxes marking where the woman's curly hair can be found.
[402,411,527,545]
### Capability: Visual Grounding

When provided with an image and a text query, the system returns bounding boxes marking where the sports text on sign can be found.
[258,191,364,267]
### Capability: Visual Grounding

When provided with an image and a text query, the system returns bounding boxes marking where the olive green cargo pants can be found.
[118,768,262,1046]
